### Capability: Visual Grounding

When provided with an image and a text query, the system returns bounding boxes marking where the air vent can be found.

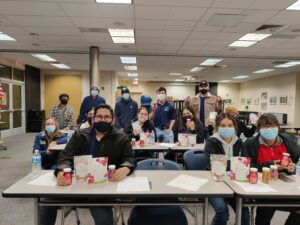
[269,34,299,39]
[255,25,284,33]
[79,27,108,33]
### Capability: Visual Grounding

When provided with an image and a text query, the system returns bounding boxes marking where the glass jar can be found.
[63,168,72,185]
[281,153,290,167]
[249,168,258,184]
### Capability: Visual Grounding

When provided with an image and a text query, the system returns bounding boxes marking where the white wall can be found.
[295,73,300,125]
[217,83,240,107]
[100,71,118,106]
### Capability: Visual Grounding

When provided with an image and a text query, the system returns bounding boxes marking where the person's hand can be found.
[189,121,195,131]
[287,158,295,173]
[110,167,130,182]
[206,118,213,126]
[63,127,70,131]
[46,142,57,155]
[133,129,138,136]
[274,160,286,171]
[57,171,70,186]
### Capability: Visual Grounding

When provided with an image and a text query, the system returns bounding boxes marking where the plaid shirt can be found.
[49,104,75,129]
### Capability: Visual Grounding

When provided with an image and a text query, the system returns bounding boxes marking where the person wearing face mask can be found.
[49,93,75,130]
[78,107,94,129]
[32,118,67,170]
[77,86,106,125]
[245,113,300,225]
[115,88,138,133]
[225,105,257,138]
[194,80,223,129]
[152,87,176,143]
[204,113,250,225]
[40,105,135,225]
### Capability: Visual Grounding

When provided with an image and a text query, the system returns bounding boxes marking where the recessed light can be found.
[112,37,135,44]
[175,79,185,82]
[239,33,271,41]
[275,61,300,68]
[124,65,137,70]
[253,69,275,73]
[286,0,300,10]
[51,63,70,69]
[108,29,134,37]
[229,41,256,47]
[120,56,136,64]
[0,32,16,41]
[169,73,182,76]
[29,33,39,37]
[190,67,204,72]
[200,58,223,66]
[96,0,132,4]
[219,80,231,83]
[128,72,138,77]
[233,75,249,79]
[31,54,57,62]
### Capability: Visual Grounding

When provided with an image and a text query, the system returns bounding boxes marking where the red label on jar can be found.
[281,156,289,167]
[249,172,258,184]
[64,172,72,184]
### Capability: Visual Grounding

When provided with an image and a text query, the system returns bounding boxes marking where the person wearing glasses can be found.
[40,104,135,225]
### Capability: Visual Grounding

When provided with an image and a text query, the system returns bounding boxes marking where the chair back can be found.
[137,159,180,170]
[183,150,208,170]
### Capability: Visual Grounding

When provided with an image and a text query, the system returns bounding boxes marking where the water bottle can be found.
[32,150,41,177]
[296,158,300,181]
[150,131,155,144]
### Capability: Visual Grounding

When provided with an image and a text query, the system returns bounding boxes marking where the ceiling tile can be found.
[135,6,171,20]
[242,9,279,23]
[6,15,74,27]
[222,22,260,33]
[165,20,197,31]
[135,30,163,38]
[22,26,81,36]
[0,25,28,35]
[71,17,134,28]
[249,0,295,10]
[0,15,15,25]
[266,11,300,25]
[169,7,206,21]
[212,0,255,9]
[201,8,243,22]
[135,20,165,30]
[162,30,189,38]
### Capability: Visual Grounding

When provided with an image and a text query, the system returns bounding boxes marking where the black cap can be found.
[90,86,99,91]
[199,80,209,87]
[121,88,130,94]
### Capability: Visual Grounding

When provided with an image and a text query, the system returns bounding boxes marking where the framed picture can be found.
[261,102,267,110]
[280,96,288,105]
[246,98,251,104]
[223,99,231,104]
[261,91,267,101]
[253,97,259,105]
[241,98,245,104]
[270,96,277,105]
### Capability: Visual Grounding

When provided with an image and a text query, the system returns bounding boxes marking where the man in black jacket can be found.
[41,104,135,225]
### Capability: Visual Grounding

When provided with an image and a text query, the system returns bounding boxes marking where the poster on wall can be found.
[246,98,251,105]
[241,98,245,104]
[253,97,259,105]
[261,91,267,101]
[280,96,288,105]
[261,102,267,110]
[270,96,277,105]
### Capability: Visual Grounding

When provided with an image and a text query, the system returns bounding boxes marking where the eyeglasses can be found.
[94,115,113,122]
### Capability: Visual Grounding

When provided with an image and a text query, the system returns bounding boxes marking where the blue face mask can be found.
[123,93,130,100]
[45,125,56,133]
[91,90,99,97]
[218,127,235,139]
[260,128,278,140]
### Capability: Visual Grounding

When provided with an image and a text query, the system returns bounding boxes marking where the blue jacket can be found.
[33,132,68,169]
[115,98,138,131]
[77,95,106,124]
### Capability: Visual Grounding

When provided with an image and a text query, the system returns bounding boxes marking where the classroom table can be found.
[225,176,300,225]
[280,125,300,135]
[48,143,67,151]
[2,170,233,225]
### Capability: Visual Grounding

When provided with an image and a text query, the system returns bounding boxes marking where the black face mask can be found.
[200,89,208,95]
[94,121,112,133]
[182,115,193,122]
[60,99,68,105]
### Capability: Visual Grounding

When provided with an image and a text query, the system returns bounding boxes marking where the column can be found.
[89,46,100,88]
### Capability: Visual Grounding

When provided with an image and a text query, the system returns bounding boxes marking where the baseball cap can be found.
[121,88,130,94]
[199,80,209,87]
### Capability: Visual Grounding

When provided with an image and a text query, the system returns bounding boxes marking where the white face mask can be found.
[157,94,166,101]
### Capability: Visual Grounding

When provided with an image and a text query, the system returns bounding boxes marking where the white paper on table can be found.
[28,172,56,187]
[117,177,150,192]
[159,143,177,148]
[166,175,208,192]
[234,181,276,193]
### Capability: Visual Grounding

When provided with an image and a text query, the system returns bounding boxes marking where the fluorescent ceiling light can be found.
[128,73,138,77]
[239,33,271,41]
[286,0,300,10]
[112,37,135,44]
[0,32,16,41]
[96,0,132,3]
[253,69,275,73]
[31,54,57,62]
[233,75,249,79]
[190,67,204,72]
[219,80,231,83]
[169,73,182,76]
[124,65,137,70]
[175,79,185,82]
[229,41,256,47]
[120,56,136,64]
[51,63,70,69]
[286,61,300,66]
[275,64,294,68]
[200,58,223,66]
[109,29,134,37]
[275,61,300,68]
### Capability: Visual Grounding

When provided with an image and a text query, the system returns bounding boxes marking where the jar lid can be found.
[108,165,116,170]
[262,167,270,171]
[131,138,136,141]
[63,168,72,173]
[270,165,278,170]
[250,168,258,172]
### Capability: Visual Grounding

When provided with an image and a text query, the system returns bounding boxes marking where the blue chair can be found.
[183,150,209,170]
[128,159,188,225]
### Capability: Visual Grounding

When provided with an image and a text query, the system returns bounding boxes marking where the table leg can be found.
[235,197,242,225]
[202,197,208,225]
[34,198,40,225]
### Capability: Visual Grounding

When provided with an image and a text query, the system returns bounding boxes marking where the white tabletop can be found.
[170,143,205,151]
[133,143,169,151]
[48,143,66,151]
[133,143,204,152]
[2,170,233,199]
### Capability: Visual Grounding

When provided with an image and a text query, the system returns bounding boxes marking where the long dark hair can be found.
[178,106,201,131]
